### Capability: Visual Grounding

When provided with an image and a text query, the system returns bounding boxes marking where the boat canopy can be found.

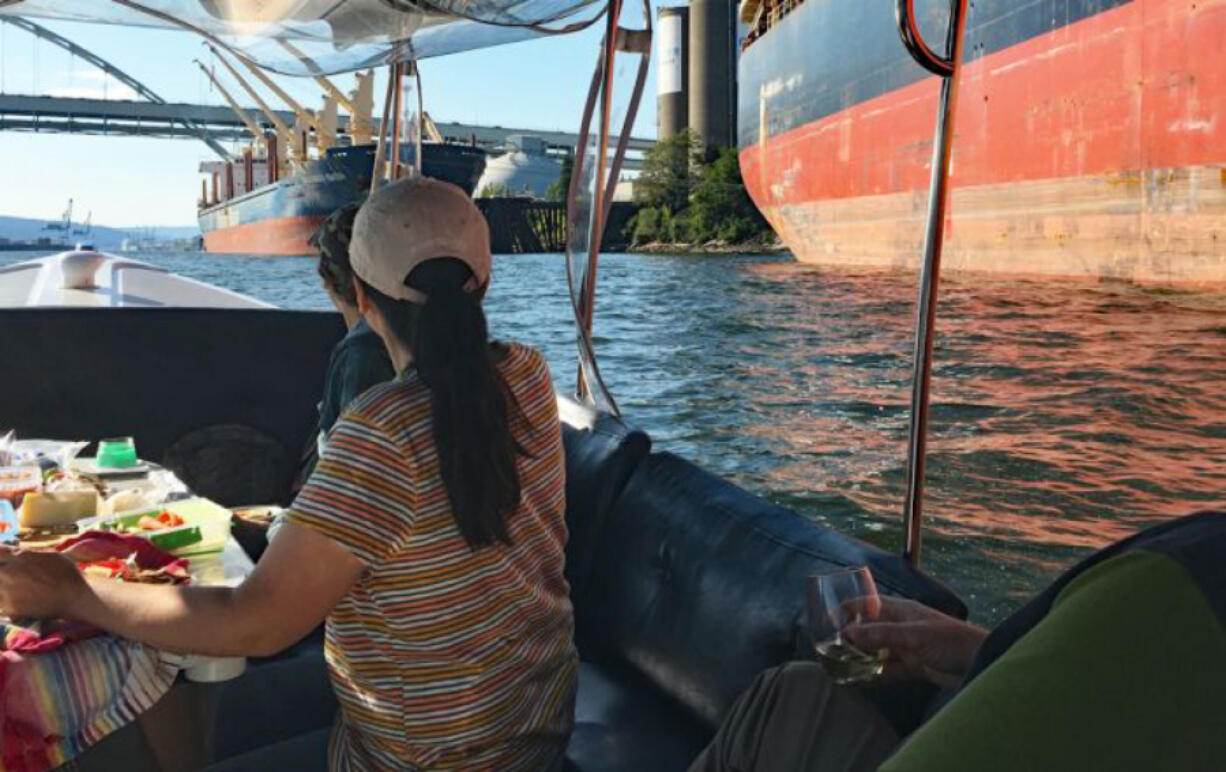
[0,0,603,74]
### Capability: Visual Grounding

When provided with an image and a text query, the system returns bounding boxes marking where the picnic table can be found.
[1,463,256,771]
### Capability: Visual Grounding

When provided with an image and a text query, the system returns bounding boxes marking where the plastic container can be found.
[96,437,138,469]
[88,497,231,556]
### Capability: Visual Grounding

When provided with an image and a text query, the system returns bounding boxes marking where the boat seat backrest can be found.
[557,396,651,645]
[0,307,344,504]
[582,451,967,730]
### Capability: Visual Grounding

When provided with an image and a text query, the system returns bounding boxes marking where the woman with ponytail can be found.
[0,178,577,770]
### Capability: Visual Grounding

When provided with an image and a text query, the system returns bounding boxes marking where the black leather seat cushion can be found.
[558,396,651,652]
[210,632,338,760]
[583,451,967,731]
[567,661,711,772]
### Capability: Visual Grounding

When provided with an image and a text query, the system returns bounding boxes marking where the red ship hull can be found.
[201,215,324,256]
[737,0,1226,285]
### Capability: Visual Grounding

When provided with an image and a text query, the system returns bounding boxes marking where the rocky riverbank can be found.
[629,238,788,255]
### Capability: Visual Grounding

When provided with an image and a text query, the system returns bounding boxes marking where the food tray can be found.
[80,497,232,556]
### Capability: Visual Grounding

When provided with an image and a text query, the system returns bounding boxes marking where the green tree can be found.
[634,129,700,214]
[478,182,510,198]
[684,147,771,244]
[630,206,662,245]
[545,153,575,202]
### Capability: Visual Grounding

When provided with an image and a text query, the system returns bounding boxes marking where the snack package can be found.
[0,466,41,508]
[12,439,89,471]
[0,500,18,543]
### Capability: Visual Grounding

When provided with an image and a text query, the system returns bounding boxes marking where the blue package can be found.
[0,499,17,543]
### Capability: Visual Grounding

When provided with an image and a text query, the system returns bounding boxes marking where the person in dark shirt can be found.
[310,203,396,441]
[279,204,394,507]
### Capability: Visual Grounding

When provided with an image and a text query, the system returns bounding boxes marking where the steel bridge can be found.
[0,94,651,166]
[0,17,651,165]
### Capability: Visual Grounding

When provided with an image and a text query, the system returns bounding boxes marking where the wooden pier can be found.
[477,198,638,254]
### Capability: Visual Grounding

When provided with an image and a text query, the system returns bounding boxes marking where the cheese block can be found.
[21,490,100,527]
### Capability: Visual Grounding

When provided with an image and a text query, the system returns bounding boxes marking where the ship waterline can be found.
[754,167,1226,284]
[738,0,1226,285]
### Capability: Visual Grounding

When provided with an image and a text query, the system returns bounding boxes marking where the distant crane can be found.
[42,199,73,233]
[73,211,93,237]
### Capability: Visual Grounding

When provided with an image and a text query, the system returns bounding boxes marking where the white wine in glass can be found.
[806,566,887,684]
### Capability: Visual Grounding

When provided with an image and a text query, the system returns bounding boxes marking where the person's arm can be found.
[0,521,363,658]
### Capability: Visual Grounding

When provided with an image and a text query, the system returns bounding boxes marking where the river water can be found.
[6,249,1226,623]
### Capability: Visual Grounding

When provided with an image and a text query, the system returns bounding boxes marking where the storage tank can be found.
[688,0,734,156]
[474,135,562,199]
[657,6,689,141]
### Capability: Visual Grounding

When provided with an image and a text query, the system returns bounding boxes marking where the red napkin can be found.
[54,530,190,584]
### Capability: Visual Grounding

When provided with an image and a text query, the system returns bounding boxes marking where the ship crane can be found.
[194,59,282,191]
[193,60,267,148]
[274,39,375,147]
[211,44,339,155]
[307,69,376,147]
[205,48,301,164]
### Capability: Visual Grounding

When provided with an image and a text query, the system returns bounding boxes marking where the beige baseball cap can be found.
[349,176,492,304]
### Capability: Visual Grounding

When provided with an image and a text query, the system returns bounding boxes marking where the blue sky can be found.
[0,17,659,227]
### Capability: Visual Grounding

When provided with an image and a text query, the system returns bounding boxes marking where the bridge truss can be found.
[0,16,232,158]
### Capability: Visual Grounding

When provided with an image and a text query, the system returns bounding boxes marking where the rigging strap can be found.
[564,0,651,415]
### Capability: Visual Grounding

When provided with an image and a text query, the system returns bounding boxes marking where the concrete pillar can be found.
[688,0,735,157]
[657,6,689,141]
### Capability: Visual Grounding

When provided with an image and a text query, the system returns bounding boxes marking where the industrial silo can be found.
[688,0,735,156]
[657,6,689,141]
[474,135,562,199]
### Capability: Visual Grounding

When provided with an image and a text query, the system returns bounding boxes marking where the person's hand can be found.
[0,546,89,620]
[843,596,988,688]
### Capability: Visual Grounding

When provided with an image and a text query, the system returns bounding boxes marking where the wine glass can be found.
[805,566,886,684]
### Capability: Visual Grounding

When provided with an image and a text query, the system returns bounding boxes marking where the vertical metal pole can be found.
[901,0,968,566]
[370,63,395,195]
[390,62,404,181]
[414,62,424,179]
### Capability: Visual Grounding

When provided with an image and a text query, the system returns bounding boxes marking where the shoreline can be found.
[628,240,790,256]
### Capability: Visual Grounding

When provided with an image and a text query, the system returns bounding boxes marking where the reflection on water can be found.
[5,250,1225,622]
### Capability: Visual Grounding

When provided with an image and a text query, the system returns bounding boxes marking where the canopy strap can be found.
[564,0,651,415]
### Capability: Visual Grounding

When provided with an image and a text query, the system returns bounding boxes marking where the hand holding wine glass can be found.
[805,566,888,684]
[842,596,989,688]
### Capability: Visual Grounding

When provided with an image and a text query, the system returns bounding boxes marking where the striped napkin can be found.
[1,618,180,771]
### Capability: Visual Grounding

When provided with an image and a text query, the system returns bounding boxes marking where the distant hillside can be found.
[0,215,199,250]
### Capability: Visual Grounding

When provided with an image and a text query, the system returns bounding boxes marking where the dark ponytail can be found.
[362,259,521,549]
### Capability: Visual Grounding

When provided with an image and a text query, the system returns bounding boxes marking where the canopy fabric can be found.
[0,0,602,74]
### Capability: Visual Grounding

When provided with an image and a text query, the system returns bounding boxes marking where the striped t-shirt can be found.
[287,343,577,770]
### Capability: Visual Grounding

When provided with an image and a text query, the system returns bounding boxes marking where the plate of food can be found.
[80,498,232,557]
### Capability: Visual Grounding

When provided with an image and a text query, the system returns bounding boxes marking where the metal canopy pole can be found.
[895,0,969,566]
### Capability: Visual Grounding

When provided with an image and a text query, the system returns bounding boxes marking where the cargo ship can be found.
[195,58,486,255]
[736,0,1226,285]
[198,142,486,255]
